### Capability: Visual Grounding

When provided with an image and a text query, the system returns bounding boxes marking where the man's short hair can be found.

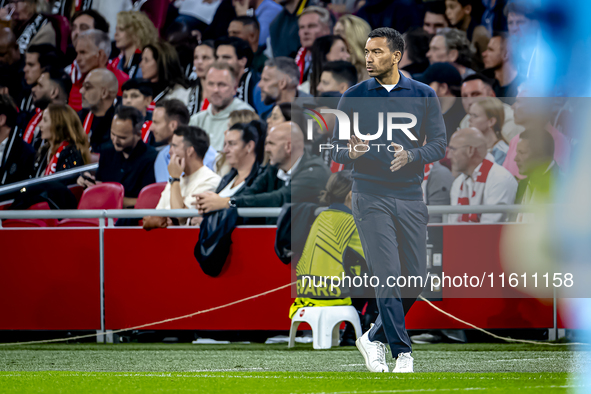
[519,128,555,160]
[155,99,190,125]
[215,36,254,68]
[122,78,153,98]
[115,106,144,135]
[26,44,60,69]
[232,16,260,32]
[504,0,537,18]
[173,125,210,160]
[71,9,110,33]
[368,27,405,57]
[299,6,332,30]
[322,61,358,88]
[44,66,73,97]
[436,27,475,68]
[462,73,495,88]
[424,1,447,16]
[264,57,300,87]
[207,61,238,81]
[78,29,111,58]
[0,94,18,129]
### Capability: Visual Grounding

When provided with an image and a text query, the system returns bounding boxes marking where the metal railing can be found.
[0,204,540,221]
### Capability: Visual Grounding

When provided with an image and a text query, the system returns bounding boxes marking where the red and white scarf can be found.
[141,120,153,143]
[421,163,434,204]
[109,48,142,78]
[456,159,494,222]
[44,141,69,176]
[23,108,43,144]
[83,112,94,136]
[295,47,308,85]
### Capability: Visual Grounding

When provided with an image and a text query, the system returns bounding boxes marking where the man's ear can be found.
[50,86,60,100]
[464,4,472,16]
[100,87,109,100]
[169,119,178,132]
[285,139,292,156]
[278,76,288,90]
[338,82,349,94]
[448,49,459,63]
[187,145,195,158]
[393,50,402,65]
[98,50,108,67]
[144,95,153,108]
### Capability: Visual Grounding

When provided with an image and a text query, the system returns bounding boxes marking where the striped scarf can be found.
[457,159,494,223]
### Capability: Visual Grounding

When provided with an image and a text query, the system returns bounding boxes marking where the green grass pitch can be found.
[0,342,588,393]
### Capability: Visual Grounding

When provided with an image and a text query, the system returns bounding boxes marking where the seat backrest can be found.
[28,202,50,210]
[67,184,85,204]
[78,183,124,210]
[135,183,166,209]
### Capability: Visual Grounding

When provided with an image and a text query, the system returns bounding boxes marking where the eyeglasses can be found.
[448,145,471,152]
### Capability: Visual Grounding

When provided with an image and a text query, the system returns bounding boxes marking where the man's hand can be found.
[192,191,230,214]
[348,133,371,160]
[168,153,185,179]
[390,142,409,172]
[76,171,101,188]
[232,0,249,16]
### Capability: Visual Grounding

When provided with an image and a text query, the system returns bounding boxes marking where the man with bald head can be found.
[78,68,120,153]
[194,121,330,211]
[448,127,518,223]
[68,29,129,112]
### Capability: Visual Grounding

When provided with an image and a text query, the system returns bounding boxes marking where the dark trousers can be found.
[351,192,428,356]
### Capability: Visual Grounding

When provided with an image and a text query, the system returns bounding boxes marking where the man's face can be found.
[482,36,504,70]
[170,134,189,160]
[514,138,533,176]
[216,45,244,75]
[122,89,151,114]
[80,73,102,109]
[32,72,54,107]
[298,13,329,49]
[110,117,139,152]
[423,12,448,35]
[461,80,494,112]
[223,129,246,167]
[150,107,174,143]
[205,68,236,109]
[317,71,344,94]
[11,0,35,22]
[265,127,289,167]
[71,15,95,47]
[76,38,102,75]
[507,12,535,38]
[258,65,281,105]
[426,35,450,64]
[365,37,397,78]
[445,0,468,26]
[24,52,42,85]
[448,134,470,173]
[228,21,257,47]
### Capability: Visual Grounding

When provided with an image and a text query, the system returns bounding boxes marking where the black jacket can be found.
[78,106,116,154]
[233,150,331,208]
[31,143,85,178]
[215,161,263,194]
[0,128,35,185]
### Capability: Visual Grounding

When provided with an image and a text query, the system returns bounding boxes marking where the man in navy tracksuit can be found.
[330,27,446,373]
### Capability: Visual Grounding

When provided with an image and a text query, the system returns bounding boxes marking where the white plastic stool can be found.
[288,306,362,349]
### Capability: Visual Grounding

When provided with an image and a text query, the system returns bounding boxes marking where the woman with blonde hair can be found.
[333,15,371,83]
[113,11,158,79]
[32,103,91,178]
[468,97,508,165]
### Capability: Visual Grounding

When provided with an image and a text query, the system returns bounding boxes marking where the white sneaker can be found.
[393,352,413,373]
[355,330,389,372]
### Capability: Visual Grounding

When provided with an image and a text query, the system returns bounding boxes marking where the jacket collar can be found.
[329,203,352,215]
[367,71,411,91]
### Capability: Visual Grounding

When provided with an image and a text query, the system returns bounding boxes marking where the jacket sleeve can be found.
[406,93,447,165]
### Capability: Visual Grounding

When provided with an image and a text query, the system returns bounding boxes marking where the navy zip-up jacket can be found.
[330,72,447,200]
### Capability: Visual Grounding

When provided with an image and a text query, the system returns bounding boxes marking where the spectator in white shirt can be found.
[153,125,221,224]
[448,128,518,224]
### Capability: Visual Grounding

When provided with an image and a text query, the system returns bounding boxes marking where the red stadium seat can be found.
[0,200,13,210]
[67,184,85,204]
[58,183,124,227]
[2,202,58,228]
[135,183,166,209]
